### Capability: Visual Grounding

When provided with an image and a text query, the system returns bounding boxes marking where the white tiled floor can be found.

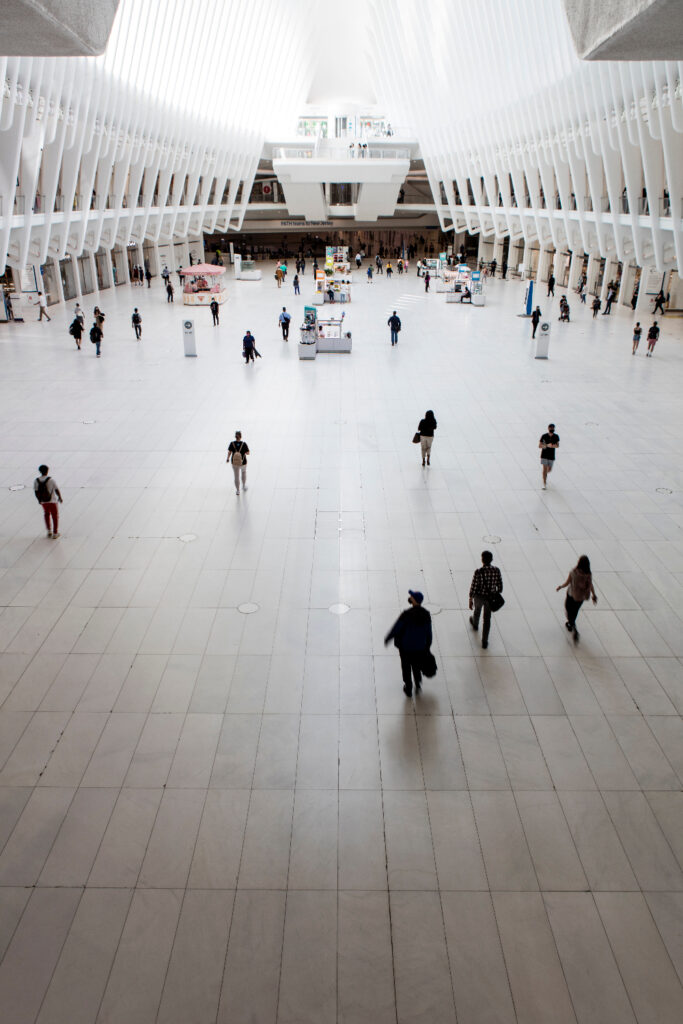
[1,263,683,1023]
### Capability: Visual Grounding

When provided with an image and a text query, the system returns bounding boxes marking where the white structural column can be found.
[586,253,600,296]
[72,255,83,299]
[89,252,98,292]
[537,246,553,284]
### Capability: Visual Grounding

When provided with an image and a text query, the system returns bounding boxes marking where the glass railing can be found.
[275,145,410,160]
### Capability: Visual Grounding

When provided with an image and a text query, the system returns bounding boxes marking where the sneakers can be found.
[469,616,478,631]
[52,532,60,539]
[236,489,240,495]
[46,531,52,538]
[243,485,248,491]
[482,640,488,649]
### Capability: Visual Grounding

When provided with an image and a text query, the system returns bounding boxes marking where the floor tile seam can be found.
[600,787,683,891]
[605,709,683,788]
[23,882,88,1024]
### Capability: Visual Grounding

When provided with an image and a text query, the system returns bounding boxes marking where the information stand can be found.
[534,320,551,358]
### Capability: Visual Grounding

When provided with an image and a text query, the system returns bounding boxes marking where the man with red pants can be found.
[34,464,63,538]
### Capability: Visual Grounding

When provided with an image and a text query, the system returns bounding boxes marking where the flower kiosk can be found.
[180,263,227,306]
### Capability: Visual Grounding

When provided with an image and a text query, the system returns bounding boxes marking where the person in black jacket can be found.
[417,410,437,466]
[384,591,433,697]
[388,311,401,346]
[531,306,542,338]
[210,298,220,326]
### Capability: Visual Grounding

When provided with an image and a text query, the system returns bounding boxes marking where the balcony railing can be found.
[583,196,593,211]
[53,195,65,212]
[33,194,45,213]
[14,195,25,214]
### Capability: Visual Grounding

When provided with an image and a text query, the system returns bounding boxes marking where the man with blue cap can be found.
[384,590,433,697]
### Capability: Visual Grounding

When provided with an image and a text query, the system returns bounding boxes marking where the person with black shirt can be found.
[632,322,642,354]
[243,330,256,363]
[469,551,503,649]
[166,281,174,303]
[384,591,433,697]
[501,260,507,280]
[131,308,142,339]
[547,273,555,297]
[210,298,220,326]
[653,290,665,315]
[531,306,542,338]
[227,430,250,495]
[90,321,103,357]
[646,320,660,356]
[592,296,601,318]
[417,410,437,466]
[388,311,401,346]
[69,317,84,349]
[539,423,560,489]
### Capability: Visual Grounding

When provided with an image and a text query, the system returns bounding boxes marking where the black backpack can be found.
[35,477,51,502]
[69,321,78,336]
[132,313,141,324]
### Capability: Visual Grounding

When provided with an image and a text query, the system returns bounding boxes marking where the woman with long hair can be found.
[417,410,437,467]
[556,555,597,639]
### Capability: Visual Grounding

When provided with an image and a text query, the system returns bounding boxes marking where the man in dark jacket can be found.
[388,311,401,346]
[531,306,542,338]
[469,551,503,649]
[210,298,220,326]
[384,591,433,697]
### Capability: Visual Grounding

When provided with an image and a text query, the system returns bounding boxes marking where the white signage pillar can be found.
[183,319,197,357]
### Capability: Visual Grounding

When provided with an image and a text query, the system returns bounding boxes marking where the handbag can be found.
[421,649,438,678]
[412,432,421,444]
[489,592,505,613]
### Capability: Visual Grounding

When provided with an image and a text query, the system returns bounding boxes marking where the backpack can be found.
[132,313,141,324]
[69,321,78,336]
[35,477,51,502]
[231,443,244,467]
[90,326,100,343]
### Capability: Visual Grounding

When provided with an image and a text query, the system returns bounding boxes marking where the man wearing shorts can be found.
[539,423,559,489]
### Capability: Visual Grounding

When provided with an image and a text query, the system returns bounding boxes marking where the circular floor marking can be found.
[238,602,259,614]
[329,603,350,615]
[178,533,197,543]
[482,535,502,544]
[9,484,25,491]
[656,487,673,495]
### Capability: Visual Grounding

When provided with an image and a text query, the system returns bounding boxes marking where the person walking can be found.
[131,308,142,339]
[293,274,300,295]
[384,591,433,697]
[653,289,666,315]
[632,321,642,354]
[355,252,362,269]
[243,330,256,363]
[366,265,373,283]
[34,463,63,538]
[556,554,597,640]
[386,262,393,279]
[37,292,51,321]
[501,259,507,280]
[531,306,542,338]
[469,550,503,649]
[490,258,497,278]
[279,307,291,340]
[539,422,559,489]
[69,316,84,349]
[74,302,85,325]
[602,283,615,314]
[388,310,401,346]
[227,430,250,495]
[424,270,431,292]
[275,266,283,288]
[162,267,170,289]
[301,257,306,275]
[166,281,174,303]
[132,266,138,286]
[547,273,555,297]
[579,281,587,303]
[145,266,152,288]
[646,320,660,356]
[376,255,383,275]
[592,296,601,318]
[210,297,220,326]
[90,320,103,357]
[417,410,437,466]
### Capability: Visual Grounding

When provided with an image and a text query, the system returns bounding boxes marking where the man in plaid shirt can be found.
[469,551,503,649]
